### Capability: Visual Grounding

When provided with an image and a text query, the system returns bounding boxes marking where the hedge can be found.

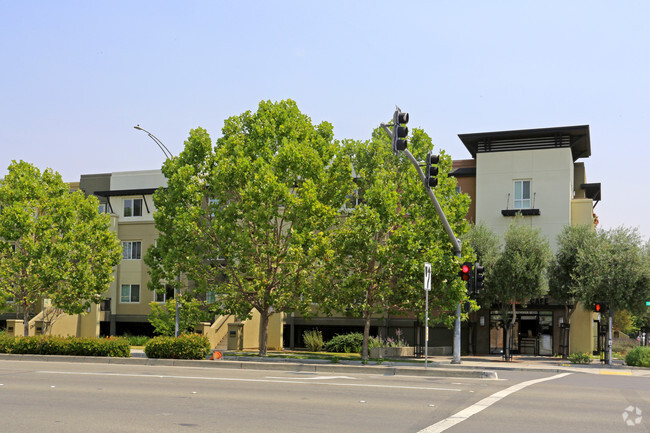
[0,335,130,357]
[144,334,210,360]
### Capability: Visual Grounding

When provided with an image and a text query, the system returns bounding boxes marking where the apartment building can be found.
[79,169,167,336]
[451,125,601,355]
[67,124,601,356]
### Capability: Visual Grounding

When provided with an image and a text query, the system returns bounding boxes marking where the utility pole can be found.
[381,107,464,364]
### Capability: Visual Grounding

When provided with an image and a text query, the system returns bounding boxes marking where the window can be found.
[120,284,140,303]
[514,180,531,209]
[124,198,143,217]
[98,203,106,214]
[122,241,142,260]
[154,285,175,303]
[206,290,217,304]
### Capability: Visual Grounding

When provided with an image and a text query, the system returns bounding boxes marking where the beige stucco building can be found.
[452,125,602,355]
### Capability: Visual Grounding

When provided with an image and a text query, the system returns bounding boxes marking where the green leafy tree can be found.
[548,224,598,323]
[148,293,216,336]
[487,217,552,360]
[146,100,353,356]
[316,127,472,360]
[572,227,650,316]
[0,160,122,336]
[463,223,501,306]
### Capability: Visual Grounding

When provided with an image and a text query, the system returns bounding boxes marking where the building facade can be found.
[79,169,167,336]
[59,124,602,356]
[451,125,601,355]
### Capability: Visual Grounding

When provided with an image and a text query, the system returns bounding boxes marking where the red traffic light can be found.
[459,263,472,281]
[594,302,607,312]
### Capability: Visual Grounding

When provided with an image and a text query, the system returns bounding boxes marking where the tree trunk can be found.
[362,310,371,361]
[258,308,270,357]
[22,303,29,337]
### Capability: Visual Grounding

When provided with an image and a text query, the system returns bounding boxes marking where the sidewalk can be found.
[409,353,650,376]
[3,350,647,379]
[211,351,650,377]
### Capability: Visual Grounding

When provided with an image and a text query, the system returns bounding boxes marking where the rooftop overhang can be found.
[581,182,601,202]
[458,125,591,161]
[93,188,160,197]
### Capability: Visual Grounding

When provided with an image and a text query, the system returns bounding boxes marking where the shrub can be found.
[568,352,592,364]
[0,335,130,357]
[369,329,408,348]
[122,333,151,346]
[302,330,324,352]
[144,333,210,360]
[612,338,638,356]
[625,346,650,367]
[324,333,363,353]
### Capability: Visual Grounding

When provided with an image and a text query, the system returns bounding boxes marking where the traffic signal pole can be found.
[382,108,463,364]
[400,147,463,363]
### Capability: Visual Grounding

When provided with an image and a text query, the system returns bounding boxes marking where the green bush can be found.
[568,352,592,364]
[324,333,363,353]
[144,333,210,360]
[0,335,130,357]
[625,346,650,367]
[302,330,324,352]
[612,338,637,356]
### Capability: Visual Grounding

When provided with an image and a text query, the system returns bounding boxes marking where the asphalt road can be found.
[0,359,648,433]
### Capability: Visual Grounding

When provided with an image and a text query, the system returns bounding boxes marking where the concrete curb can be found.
[0,353,498,379]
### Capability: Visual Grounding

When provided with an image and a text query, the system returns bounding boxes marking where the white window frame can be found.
[123,198,143,217]
[513,180,532,209]
[120,284,140,303]
[122,241,142,260]
[154,285,175,303]
[154,289,166,303]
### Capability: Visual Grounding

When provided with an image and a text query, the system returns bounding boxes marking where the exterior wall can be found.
[571,199,595,227]
[242,310,284,351]
[114,221,159,320]
[110,170,167,191]
[79,173,111,210]
[451,159,477,223]
[475,147,574,251]
[569,302,597,354]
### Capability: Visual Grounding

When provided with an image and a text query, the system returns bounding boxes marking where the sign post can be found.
[424,263,431,368]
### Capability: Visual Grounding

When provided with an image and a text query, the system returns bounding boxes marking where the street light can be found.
[134,125,174,159]
[133,125,180,337]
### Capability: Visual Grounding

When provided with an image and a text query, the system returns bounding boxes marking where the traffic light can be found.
[594,302,608,313]
[425,151,440,188]
[463,301,472,314]
[474,263,484,291]
[458,262,472,291]
[391,109,409,153]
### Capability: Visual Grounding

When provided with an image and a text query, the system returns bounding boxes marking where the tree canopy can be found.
[571,226,650,315]
[0,160,122,335]
[466,218,552,359]
[315,127,473,359]
[146,99,353,355]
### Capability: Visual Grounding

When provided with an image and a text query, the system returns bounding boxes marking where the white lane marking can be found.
[37,371,461,392]
[418,372,572,433]
[265,375,357,380]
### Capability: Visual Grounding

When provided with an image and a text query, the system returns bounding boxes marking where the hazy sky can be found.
[1,1,648,240]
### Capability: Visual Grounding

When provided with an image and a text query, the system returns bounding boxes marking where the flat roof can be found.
[458,125,591,161]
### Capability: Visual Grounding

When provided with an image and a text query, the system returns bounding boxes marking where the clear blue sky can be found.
[1,1,648,240]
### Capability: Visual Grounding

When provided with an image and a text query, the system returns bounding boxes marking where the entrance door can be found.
[519,316,537,355]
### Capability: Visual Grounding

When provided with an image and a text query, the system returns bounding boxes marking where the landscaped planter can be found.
[370,347,414,359]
